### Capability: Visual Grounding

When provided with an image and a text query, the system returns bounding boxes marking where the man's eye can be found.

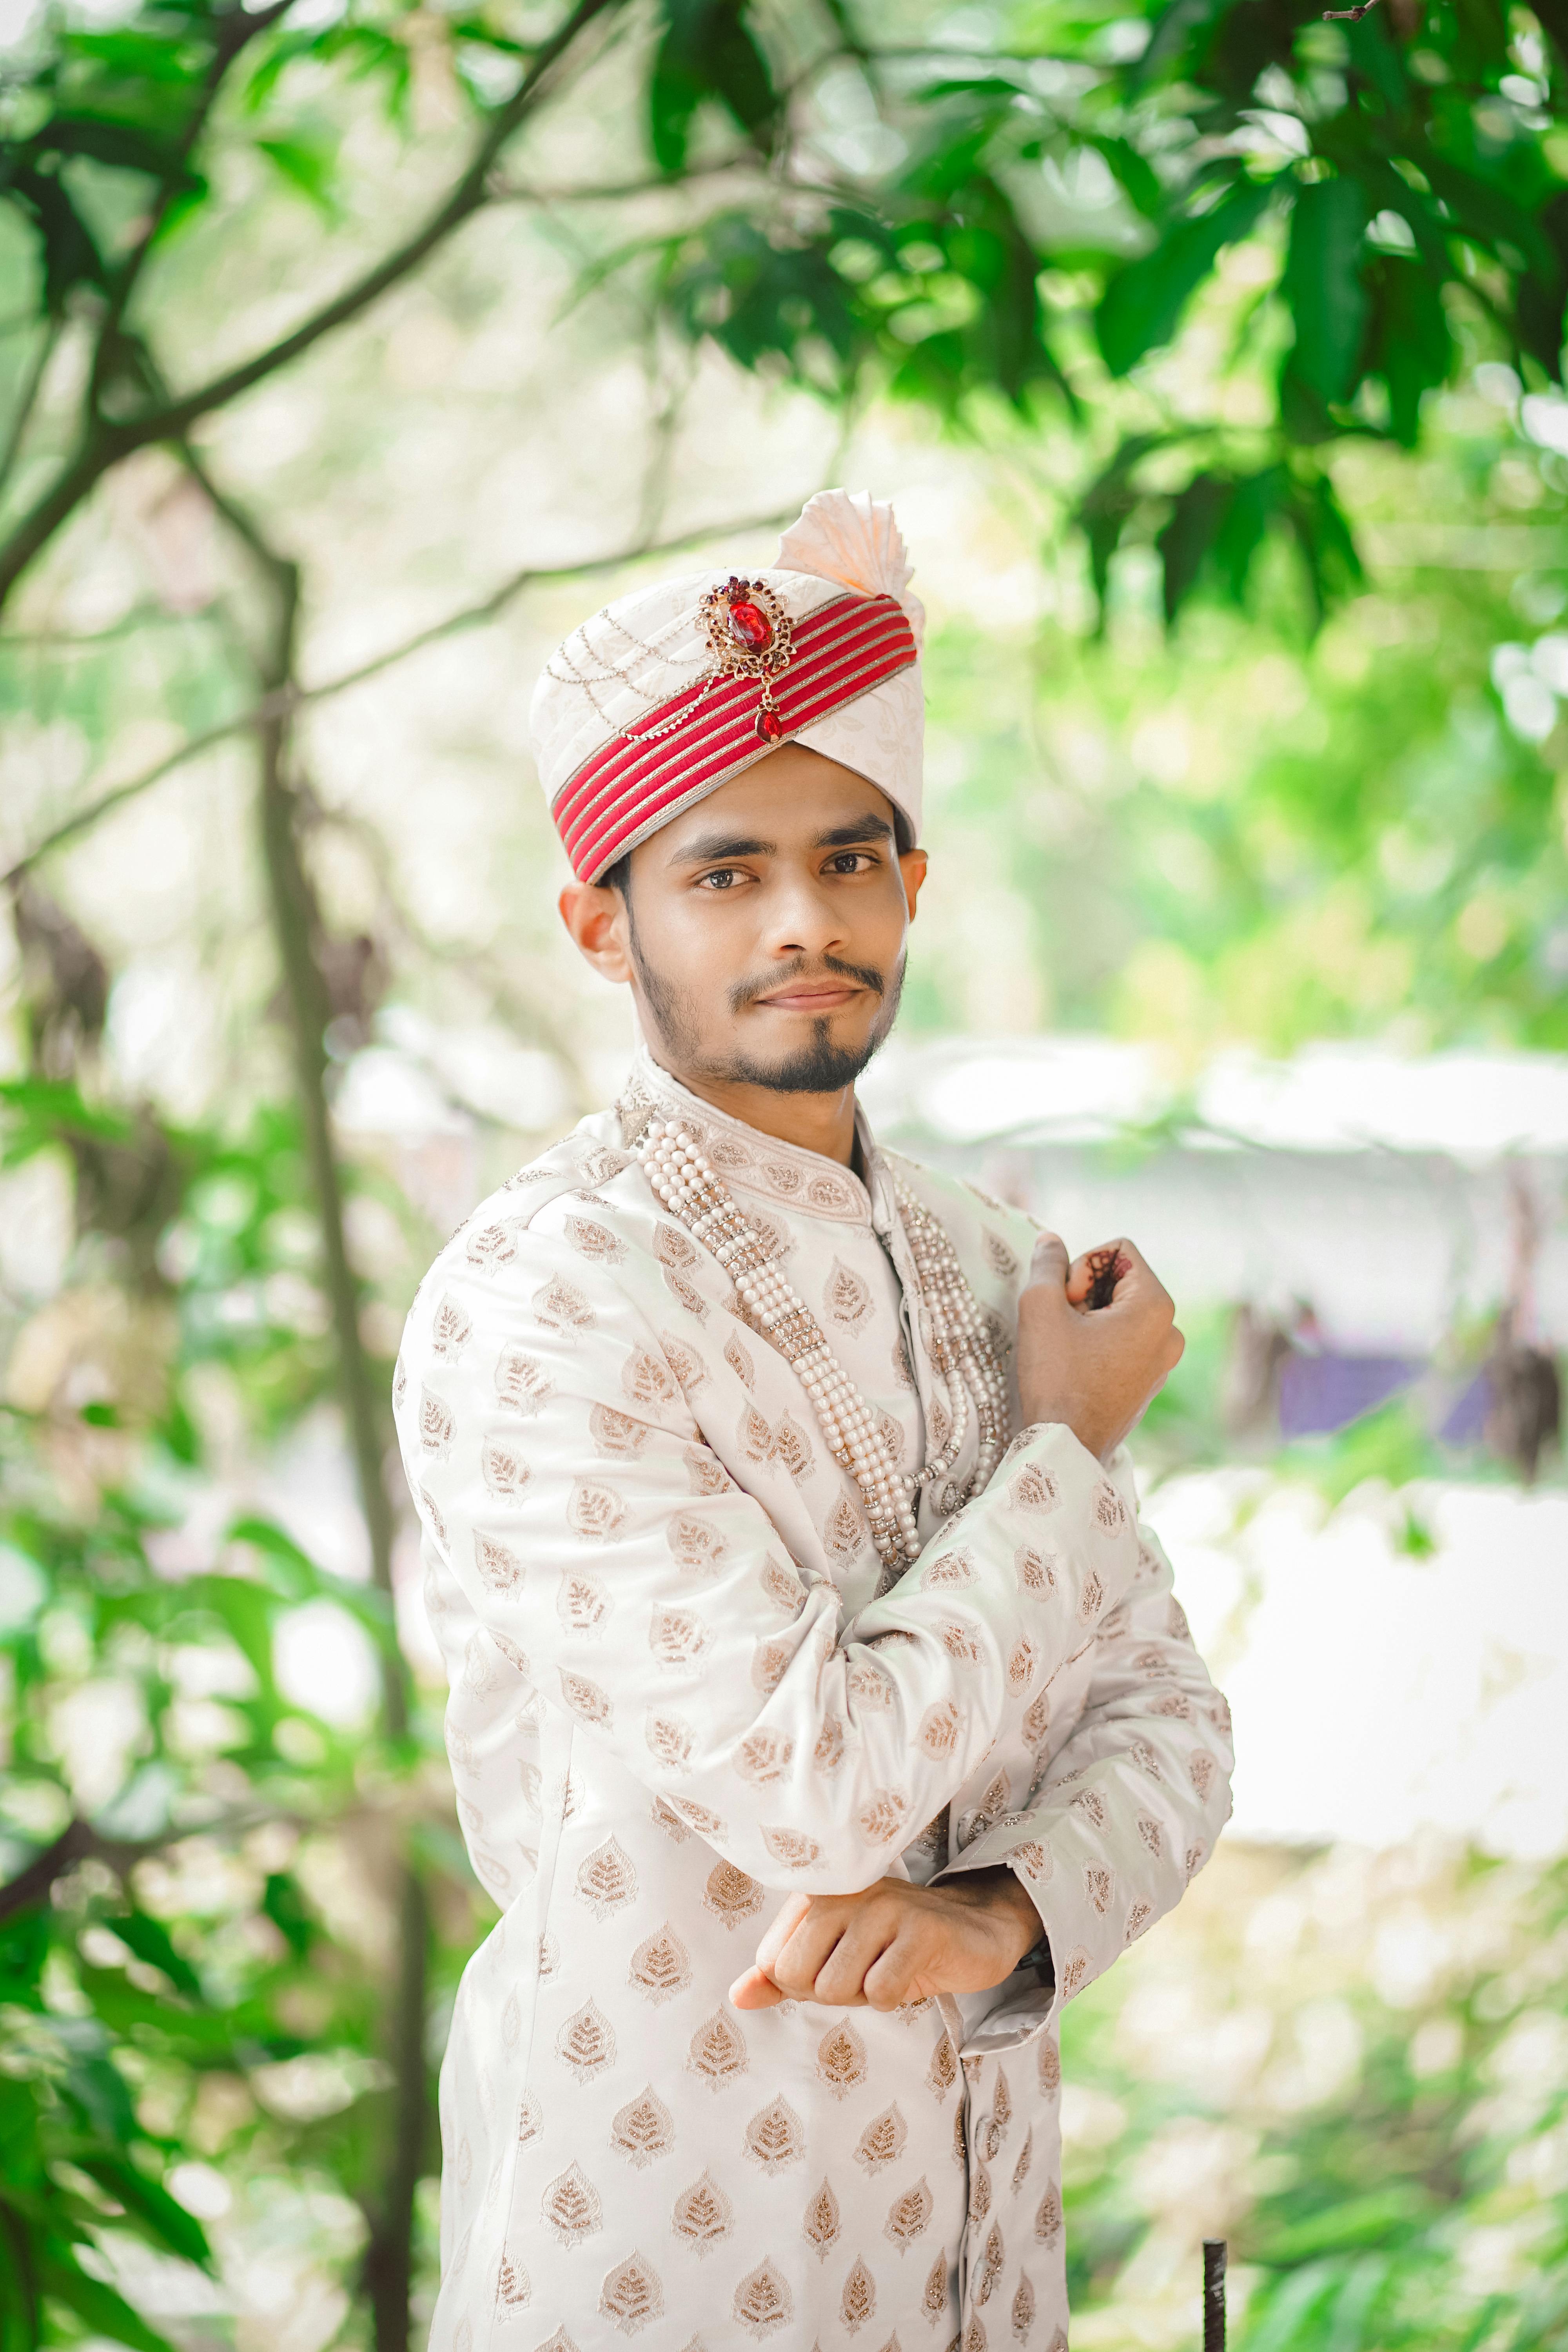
[699,869,738,890]
[826,852,872,874]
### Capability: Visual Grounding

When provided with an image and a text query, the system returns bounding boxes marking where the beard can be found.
[629,930,904,1096]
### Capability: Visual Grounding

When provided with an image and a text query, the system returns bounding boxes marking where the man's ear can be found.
[559,882,633,984]
[898,847,929,922]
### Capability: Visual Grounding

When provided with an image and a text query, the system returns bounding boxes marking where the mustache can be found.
[728,953,886,1015]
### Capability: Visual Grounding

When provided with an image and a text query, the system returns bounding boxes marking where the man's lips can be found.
[751,983,864,1013]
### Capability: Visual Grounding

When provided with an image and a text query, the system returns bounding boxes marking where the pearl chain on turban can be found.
[530,489,926,883]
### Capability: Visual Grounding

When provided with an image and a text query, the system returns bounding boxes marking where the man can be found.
[394,490,1232,2350]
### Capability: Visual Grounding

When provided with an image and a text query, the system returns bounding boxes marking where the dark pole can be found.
[1203,2241,1227,2352]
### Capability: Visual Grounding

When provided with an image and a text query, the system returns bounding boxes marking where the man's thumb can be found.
[1025,1230,1070,1290]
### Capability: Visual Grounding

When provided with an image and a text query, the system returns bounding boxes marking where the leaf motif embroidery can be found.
[885,2174,935,2251]
[645,1712,693,1771]
[853,2104,907,2175]
[840,2255,876,2334]
[555,2000,615,2078]
[670,2169,733,2255]
[824,1493,866,1563]
[574,1837,637,1918]
[540,2160,602,2244]
[702,1861,764,1927]
[430,1293,472,1359]
[589,1403,648,1456]
[597,2252,663,2332]
[532,1275,593,1332]
[567,1479,628,1541]
[802,2177,841,2259]
[760,1824,820,1868]
[686,2009,748,2092]
[474,1532,524,1594]
[495,1344,552,1414]
[731,2258,793,2338]
[824,1256,871,1328]
[557,1669,612,1725]
[816,2020,868,2100]
[557,1570,609,1635]
[606,2089,677,2173]
[628,1926,691,2005]
[564,1216,624,1264]
[481,1433,529,1494]
[654,1221,699,1269]
[648,1604,709,1667]
[494,2249,530,2315]
[743,2094,805,2169]
[660,1332,708,1392]
[666,1514,729,1576]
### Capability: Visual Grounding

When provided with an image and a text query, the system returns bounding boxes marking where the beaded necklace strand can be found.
[639,1120,1009,1575]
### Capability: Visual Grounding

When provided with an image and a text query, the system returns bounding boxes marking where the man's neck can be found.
[650,1057,860,1168]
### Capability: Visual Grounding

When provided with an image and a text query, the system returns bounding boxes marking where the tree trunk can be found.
[247,524,428,2352]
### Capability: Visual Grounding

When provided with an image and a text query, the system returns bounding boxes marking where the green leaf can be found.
[1157,471,1238,622]
[1085,133,1164,222]
[1097,175,1272,377]
[112,1913,202,2002]
[1365,254,1452,446]
[648,0,777,177]
[254,136,339,218]
[1074,432,1168,623]
[1283,173,1370,408]
[262,1871,314,1960]
[71,2159,211,2270]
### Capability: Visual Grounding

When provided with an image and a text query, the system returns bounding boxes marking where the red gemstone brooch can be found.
[700,575,796,742]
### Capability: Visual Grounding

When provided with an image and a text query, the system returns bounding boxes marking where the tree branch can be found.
[0,1807,299,1922]
[3,501,798,880]
[87,0,299,417]
[0,0,622,612]
[0,318,62,505]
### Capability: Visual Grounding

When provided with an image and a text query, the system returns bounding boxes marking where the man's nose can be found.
[758,869,845,961]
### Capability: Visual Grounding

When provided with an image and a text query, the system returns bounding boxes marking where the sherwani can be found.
[393,1047,1233,2352]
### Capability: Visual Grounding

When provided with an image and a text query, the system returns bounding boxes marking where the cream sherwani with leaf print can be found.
[394,1047,1232,2352]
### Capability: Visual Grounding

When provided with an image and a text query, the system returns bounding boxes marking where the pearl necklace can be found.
[639,1122,1010,1574]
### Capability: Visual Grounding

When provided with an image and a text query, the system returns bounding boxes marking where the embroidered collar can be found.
[616,1040,895,1232]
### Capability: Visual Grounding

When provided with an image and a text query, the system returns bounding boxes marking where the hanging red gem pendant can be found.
[755,696,784,743]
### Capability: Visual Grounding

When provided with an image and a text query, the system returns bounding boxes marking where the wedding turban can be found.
[530,489,926,883]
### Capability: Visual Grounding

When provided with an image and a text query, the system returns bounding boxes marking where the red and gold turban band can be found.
[530,490,926,884]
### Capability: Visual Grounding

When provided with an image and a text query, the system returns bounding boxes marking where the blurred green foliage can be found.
[0,1072,479,2350]
[1061,1840,1568,2350]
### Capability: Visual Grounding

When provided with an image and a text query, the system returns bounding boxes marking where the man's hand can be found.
[1016,1232,1183,1460]
[729,1869,1043,2013]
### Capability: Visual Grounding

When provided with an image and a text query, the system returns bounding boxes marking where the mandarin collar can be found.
[617,1040,898,1237]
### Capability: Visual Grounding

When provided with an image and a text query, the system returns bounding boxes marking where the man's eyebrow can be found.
[813,815,894,848]
[668,830,776,866]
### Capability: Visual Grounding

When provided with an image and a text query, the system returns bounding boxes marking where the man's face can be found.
[561,747,927,1096]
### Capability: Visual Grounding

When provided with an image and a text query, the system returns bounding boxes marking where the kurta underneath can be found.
[394,1054,1233,2350]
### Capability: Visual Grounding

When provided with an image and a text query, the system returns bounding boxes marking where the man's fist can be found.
[728,1869,1043,2013]
[1016,1233,1183,1461]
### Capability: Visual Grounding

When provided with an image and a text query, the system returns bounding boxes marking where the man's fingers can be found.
[862,1933,918,2012]
[752,1892,814,1980]
[1025,1230,1070,1291]
[811,1913,897,2009]
[729,1964,786,2010]
[768,1907,858,1999]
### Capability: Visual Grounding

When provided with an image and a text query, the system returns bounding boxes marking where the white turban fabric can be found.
[530,490,926,882]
